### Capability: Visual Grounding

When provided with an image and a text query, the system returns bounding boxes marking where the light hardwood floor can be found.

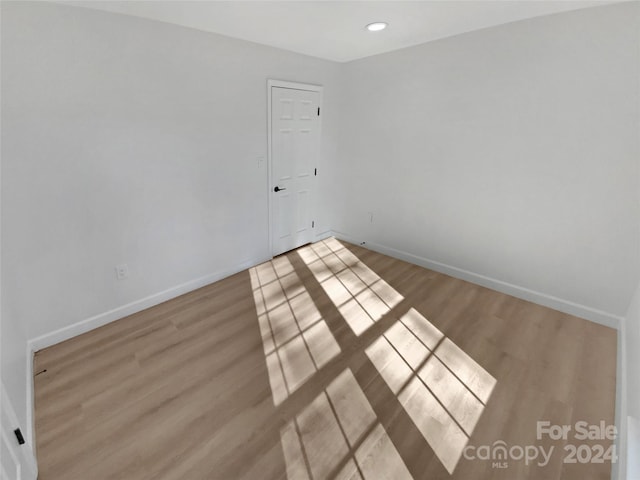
[34,238,617,480]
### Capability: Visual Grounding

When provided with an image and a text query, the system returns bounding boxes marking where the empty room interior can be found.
[1,1,639,479]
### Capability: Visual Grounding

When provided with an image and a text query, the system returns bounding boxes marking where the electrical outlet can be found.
[115,263,129,280]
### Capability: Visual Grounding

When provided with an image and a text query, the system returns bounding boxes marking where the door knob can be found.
[274,186,286,192]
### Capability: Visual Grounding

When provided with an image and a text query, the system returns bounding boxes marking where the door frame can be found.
[1,382,38,479]
[267,79,323,257]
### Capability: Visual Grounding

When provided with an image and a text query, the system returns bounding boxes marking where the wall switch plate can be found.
[115,264,129,280]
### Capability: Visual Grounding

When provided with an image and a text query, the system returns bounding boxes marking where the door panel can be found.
[271,86,321,256]
[1,432,20,480]
[296,190,310,233]
[278,193,293,242]
[297,129,313,176]
[1,383,37,480]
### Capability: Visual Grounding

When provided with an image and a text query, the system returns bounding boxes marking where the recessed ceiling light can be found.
[366,22,388,32]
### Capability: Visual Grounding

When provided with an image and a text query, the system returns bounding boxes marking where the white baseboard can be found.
[331,230,622,330]
[27,256,267,353]
[24,255,268,446]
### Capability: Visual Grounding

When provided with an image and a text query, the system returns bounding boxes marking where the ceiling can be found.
[63,1,613,63]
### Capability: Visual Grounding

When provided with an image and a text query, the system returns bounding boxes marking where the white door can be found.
[1,383,37,480]
[270,84,321,256]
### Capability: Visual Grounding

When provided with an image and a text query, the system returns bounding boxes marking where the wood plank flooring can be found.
[34,238,617,479]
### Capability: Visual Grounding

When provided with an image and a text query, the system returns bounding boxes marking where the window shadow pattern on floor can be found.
[250,255,341,406]
[250,238,497,477]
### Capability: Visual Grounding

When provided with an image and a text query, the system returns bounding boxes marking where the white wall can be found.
[329,2,640,320]
[1,0,340,431]
[2,0,639,468]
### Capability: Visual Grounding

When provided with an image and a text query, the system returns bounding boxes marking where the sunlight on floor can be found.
[366,308,497,474]
[280,369,412,480]
[250,255,341,405]
[297,238,403,336]
[253,239,497,476]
